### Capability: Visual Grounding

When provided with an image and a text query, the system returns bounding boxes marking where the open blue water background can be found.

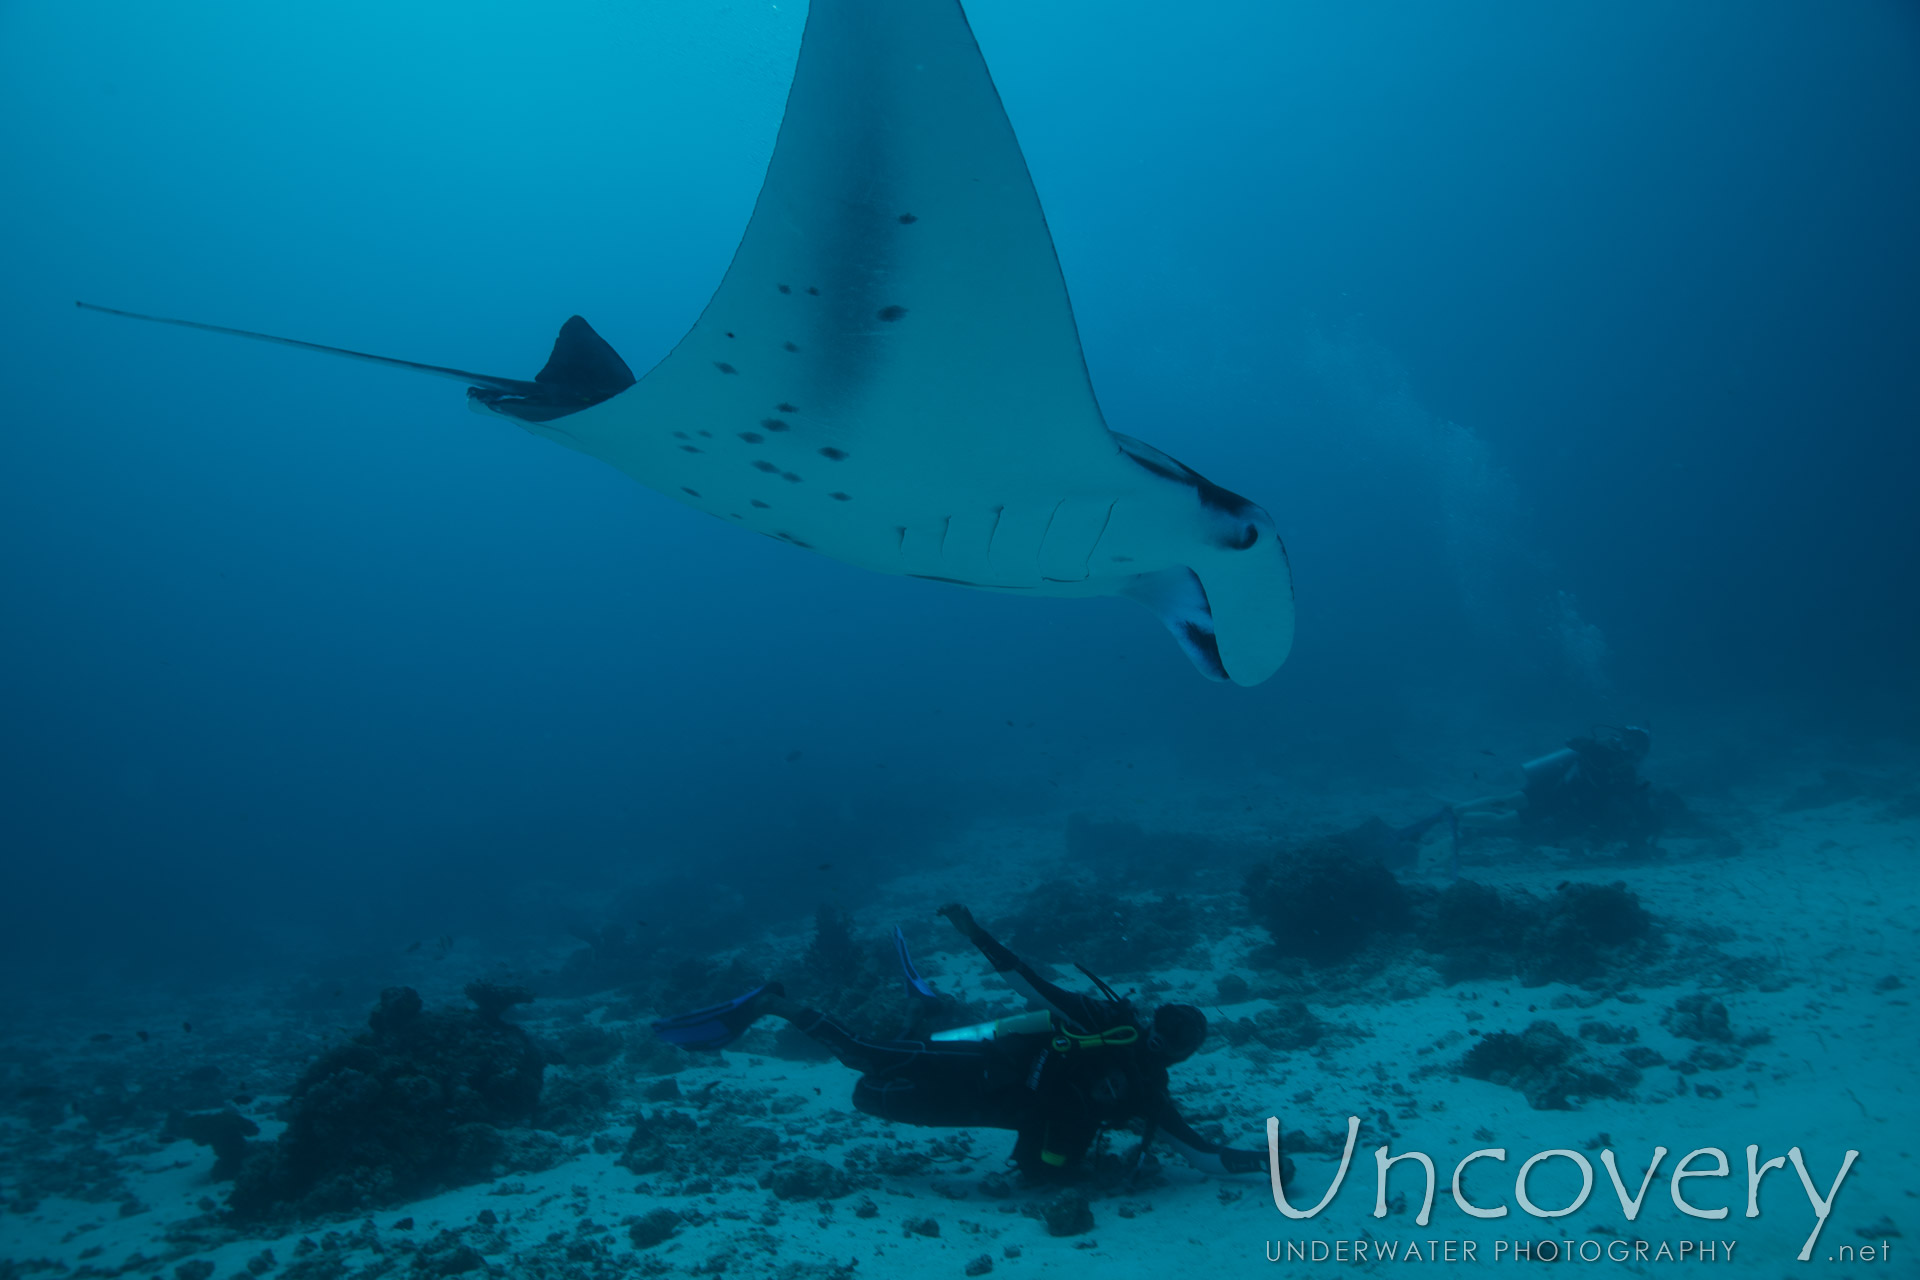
[1,0,1915,986]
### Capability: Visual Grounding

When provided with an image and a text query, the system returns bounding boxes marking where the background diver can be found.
[1447,724,1660,851]
[653,904,1280,1182]
[1329,724,1663,872]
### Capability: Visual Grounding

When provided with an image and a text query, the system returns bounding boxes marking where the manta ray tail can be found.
[473,316,636,423]
[73,302,633,423]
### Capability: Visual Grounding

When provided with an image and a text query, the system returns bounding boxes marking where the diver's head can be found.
[1148,1003,1208,1064]
[1621,726,1652,761]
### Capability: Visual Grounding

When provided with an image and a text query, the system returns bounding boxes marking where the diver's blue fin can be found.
[650,982,781,1051]
[894,927,939,1001]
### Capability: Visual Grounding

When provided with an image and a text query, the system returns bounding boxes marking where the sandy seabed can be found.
[3,751,1914,1280]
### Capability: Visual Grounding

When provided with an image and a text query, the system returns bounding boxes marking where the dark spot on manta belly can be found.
[698,430,711,438]
[681,487,701,497]
[898,213,918,224]
[877,305,907,322]
[781,471,802,483]
[739,431,764,443]
[713,362,737,374]
[776,402,799,413]
[818,446,847,460]
[753,460,779,472]
[783,341,799,352]
[775,531,812,548]
[680,445,703,454]
[777,284,791,294]
[672,431,688,439]
[751,500,770,509]
[725,331,735,338]
[829,492,851,501]
[761,418,790,432]
[806,286,819,296]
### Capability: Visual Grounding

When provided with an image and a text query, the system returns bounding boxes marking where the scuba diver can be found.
[1452,725,1660,851]
[652,904,1278,1182]
[1325,726,1661,875]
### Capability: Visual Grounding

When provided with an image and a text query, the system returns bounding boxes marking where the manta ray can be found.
[81,0,1294,684]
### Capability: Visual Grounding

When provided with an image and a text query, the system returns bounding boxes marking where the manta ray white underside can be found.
[82,0,1294,684]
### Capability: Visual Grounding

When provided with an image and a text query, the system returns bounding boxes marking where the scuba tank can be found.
[930,1010,1055,1042]
[929,1011,1142,1051]
[1523,725,1651,787]
[1520,746,1578,788]
[933,962,1140,1044]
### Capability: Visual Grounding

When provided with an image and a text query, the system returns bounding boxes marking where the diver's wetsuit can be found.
[781,924,1267,1177]
[1521,731,1658,848]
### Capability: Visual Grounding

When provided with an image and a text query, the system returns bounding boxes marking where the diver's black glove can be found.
[937,903,982,939]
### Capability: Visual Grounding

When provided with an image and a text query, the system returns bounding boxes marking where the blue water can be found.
[1,0,1915,991]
